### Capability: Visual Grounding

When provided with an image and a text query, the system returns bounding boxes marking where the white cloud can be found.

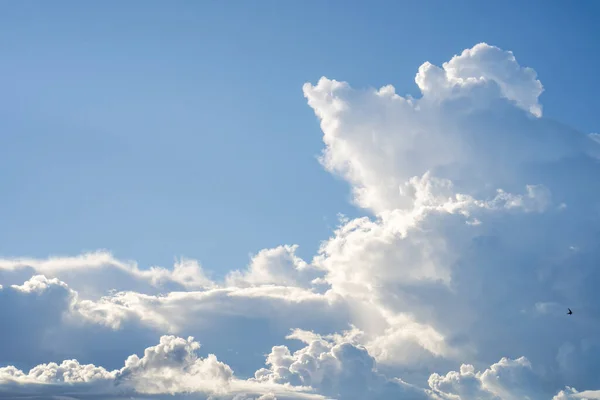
[301,42,600,393]
[0,335,324,400]
[253,328,430,400]
[428,356,551,399]
[0,273,351,380]
[303,43,599,215]
[415,43,544,117]
[225,245,322,289]
[2,42,600,399]
[0,251,215,298]
[114,335,234,394]
[554,388,600,400]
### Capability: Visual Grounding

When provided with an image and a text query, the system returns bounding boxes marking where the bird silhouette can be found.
[567,308,573,315]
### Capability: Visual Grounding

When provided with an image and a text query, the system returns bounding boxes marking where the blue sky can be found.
[2,0,600,274]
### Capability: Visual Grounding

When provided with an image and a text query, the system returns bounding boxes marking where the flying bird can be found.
[567,308,573,315]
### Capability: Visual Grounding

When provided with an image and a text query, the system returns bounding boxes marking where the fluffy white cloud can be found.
[554,388,600,400]
[302,42,600,394]
[415,43,544,117]
[303,43,599,215]
[114,335,234,394]
[428,356,551,399]
[0,273,350,379]
[0,335,324,400]
[0,251,215,298]
[253,328,430,400]
[2,42,600,399]
[225,245,322,289]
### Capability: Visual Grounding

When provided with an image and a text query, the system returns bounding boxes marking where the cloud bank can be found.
[1,43,599,399]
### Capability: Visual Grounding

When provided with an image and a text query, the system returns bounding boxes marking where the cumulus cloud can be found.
[0,273,350,378]
[303,43,599,215]
[225,245,322,289]
[0,251,215,298]
[0,335,324,400]
[2,42,600,399]
[415,43,544,117]
[301,42,600,393]
[554,388,600,400]
[428,356,551,399]
[253,328,430,400]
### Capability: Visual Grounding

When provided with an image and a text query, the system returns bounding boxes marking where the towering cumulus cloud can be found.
[1,43,599,399]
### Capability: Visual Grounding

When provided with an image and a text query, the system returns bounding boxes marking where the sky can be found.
[2,1,600,399]
[2,0,600,273]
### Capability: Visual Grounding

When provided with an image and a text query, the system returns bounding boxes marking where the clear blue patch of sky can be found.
[1,0,599,277]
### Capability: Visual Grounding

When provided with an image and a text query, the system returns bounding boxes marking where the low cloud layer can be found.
[0,334,324,400]
[1,43,599,399]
